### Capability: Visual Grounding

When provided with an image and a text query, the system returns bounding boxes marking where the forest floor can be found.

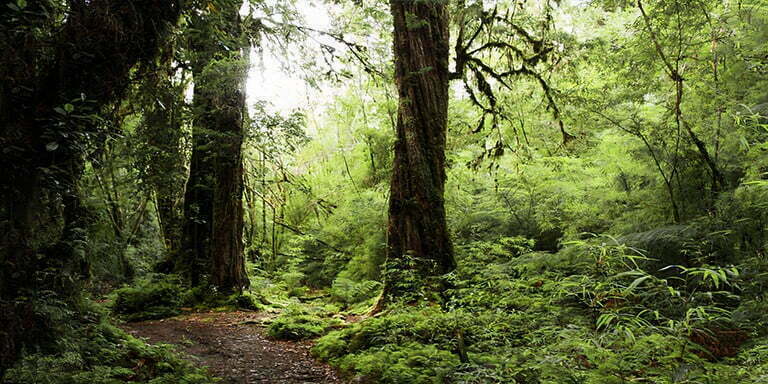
[120,311,345,384]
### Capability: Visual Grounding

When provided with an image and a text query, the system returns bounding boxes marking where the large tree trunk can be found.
[210,35,249,292]
[0,0,180,371]
[210,81,249,291]
[379,0,455,306]
[180,0,249,291]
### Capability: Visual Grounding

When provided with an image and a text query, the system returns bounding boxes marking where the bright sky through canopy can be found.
[245,1,333,114]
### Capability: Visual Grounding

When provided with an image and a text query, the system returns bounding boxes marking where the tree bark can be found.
[180,0,249,291]
[179,125,215,284]
[379,0,455,306]
[0,0,180,371]
[210,47,249,292]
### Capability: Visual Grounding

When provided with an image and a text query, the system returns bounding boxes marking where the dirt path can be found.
[120,311,345,384]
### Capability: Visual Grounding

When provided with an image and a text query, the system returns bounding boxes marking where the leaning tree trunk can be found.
[180,0,249,292]
[0,0,180,371]
[379,0,455,306]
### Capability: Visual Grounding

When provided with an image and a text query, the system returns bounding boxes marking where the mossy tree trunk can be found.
[180,0,250,292]
[380,0,455,306]
[0,0,180,371]
[179,63,216,285]
[210,35,249,292]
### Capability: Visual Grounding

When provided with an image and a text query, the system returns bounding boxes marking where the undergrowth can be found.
[267,304,343,341]
[309,236,768,383]
[1,302,215,384]
[110,274,267,322]
[112,276,183,322]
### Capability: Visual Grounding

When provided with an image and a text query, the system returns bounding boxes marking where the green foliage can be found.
[182,285,267,311]
[7,0,767,380]
[336,343,458,384]
[267,306,342,341]
[312,307,463,383]
[329,278,381,306]
[312,230,764,383]
[227,292,265,311]
[2,306,214,384]
[267,314,333,341]
[111,275,267,322]
[112,276,183,322]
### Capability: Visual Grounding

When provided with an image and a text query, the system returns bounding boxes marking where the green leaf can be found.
[16,0,25,8]
[46,142,59,151]
[64,103,74,113]
[628,275,651,291]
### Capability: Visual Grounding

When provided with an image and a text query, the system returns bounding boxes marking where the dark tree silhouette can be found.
[0,0,180,370]
[180,0,249,292]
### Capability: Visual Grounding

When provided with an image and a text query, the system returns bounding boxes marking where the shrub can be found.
[336,343,459,384]
[181,285,268,311]
[227,292,265,311]
[313,306,470,362]
[313,234,761,383]
[267,312,342,341]
[111,276,182,322]
[329,278,381,305]
[2,312,214,383]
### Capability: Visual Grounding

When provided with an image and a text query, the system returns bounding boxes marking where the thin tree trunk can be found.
[638,0,724,195]
[139,52,188,258]
[261,150,268,248]
[271,203,278,270]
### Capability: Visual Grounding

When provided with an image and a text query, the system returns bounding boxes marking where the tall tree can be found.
[0,0,180,370]
[380,0,455,305]
[378,0,561,306]
[180,0,249,291]
[136,47,189,257]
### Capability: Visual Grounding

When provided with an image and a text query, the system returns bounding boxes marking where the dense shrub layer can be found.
[311,236,768,383]
[2,303,214,384]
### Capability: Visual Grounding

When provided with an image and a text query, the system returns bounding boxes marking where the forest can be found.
[1,0,767,383]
